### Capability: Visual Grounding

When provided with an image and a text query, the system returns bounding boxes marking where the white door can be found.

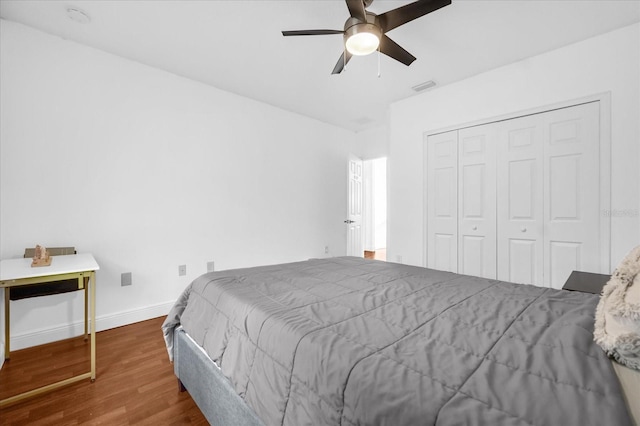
[497,113,545,286]
[458,124,497,279]
[347,156,363,257]
[543,102,600,287]
[497,101,601,288]
[426,131,458,272]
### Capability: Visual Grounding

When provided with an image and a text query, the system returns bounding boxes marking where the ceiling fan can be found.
[282,0,451,74]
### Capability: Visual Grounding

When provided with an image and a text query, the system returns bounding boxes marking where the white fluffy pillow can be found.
[594,245,640,370]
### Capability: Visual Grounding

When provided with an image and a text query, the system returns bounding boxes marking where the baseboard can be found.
[96,301,174,333]
[9,301,175,351]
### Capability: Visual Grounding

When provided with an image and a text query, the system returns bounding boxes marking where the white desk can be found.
[0,253,99,407]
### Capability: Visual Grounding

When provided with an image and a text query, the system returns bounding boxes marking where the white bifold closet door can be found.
[496,112,545,285]
[426,131,458,273]
[426,101,602,288]
[458,124,497,278]
[496,102,600,287]
[425,124,497,277]
[544,103,600,287]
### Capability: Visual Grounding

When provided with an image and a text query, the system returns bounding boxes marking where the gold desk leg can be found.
[0,372,92,408]
[90,271,96,381]
[4,287,9,360]
[84,279,89,340]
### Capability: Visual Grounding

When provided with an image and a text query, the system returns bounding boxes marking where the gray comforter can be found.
[162,256,631,426]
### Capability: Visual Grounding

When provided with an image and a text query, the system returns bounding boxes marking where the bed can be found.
[162,256,636,425]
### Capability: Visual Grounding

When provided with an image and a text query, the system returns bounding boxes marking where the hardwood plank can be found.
[0,317,207,425]
[364,249,386,261]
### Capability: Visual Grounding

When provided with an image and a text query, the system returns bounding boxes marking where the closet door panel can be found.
[549,241,581,287]
[426,131,458,272]
[509,160,536,220]
[497,116,544,286]
[458,125,496,279]
[544,102,600,288]
[434,234,456,272]
[461,235,485,276]
[462,164,484,218]
[508,239,537,284]
[435,168,456,216]
[549,155,579,219]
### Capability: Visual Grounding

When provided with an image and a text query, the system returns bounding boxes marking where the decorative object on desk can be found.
[30,244,51,267]
[11,247,79,300]
[594,245,640,371]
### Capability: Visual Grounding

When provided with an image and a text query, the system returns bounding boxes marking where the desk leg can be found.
[84,282,89,340]
[90,271,96,381]
[4,287,9,360]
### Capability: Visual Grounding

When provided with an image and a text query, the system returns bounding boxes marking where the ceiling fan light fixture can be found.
[346,32,379,56]
[344,23,381,56]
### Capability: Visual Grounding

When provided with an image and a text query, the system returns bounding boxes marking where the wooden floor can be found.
[364,248,386,261]
[0,317,207,425]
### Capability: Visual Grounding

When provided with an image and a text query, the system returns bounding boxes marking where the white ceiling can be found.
[1,1,639,132]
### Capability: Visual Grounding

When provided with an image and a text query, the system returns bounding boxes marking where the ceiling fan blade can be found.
[345,0,367,22]
[332,51,353,74]
[282,30,344,36]
[377,0,451,33]
[379,35,416,66]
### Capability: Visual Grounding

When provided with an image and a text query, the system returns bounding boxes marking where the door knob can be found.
[472,226,477,231]
[521,227,527,233]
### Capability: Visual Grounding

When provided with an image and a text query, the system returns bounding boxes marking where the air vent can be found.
[412,80,436,92]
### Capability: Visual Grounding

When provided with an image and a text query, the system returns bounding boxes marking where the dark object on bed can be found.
[163,257,632,426]
[9,247,81,300]
[563,270,611,294]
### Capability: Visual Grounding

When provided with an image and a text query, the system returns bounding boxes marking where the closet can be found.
[425,101,607,289]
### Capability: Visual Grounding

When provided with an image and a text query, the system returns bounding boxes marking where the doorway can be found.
[363,157,387,261]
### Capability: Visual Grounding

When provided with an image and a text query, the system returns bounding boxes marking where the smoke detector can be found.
[66,6,91,24]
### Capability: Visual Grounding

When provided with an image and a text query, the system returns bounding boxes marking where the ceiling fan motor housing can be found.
[343,15,382,55]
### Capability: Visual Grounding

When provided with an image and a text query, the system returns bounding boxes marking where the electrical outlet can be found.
[324,246,329,254]
[121,272,132,286]
[178,265,187,276]
[396,255,403,264]
[207,261,215,272]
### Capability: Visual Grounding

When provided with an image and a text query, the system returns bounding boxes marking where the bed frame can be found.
[174,327,264,426]
[174,326,640,426]
[175,321,640,426]
[172,283,640,426]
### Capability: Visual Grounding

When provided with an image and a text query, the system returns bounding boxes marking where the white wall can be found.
[388,23,640,269]
[354,125,389,160]
[0,20,355,350]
